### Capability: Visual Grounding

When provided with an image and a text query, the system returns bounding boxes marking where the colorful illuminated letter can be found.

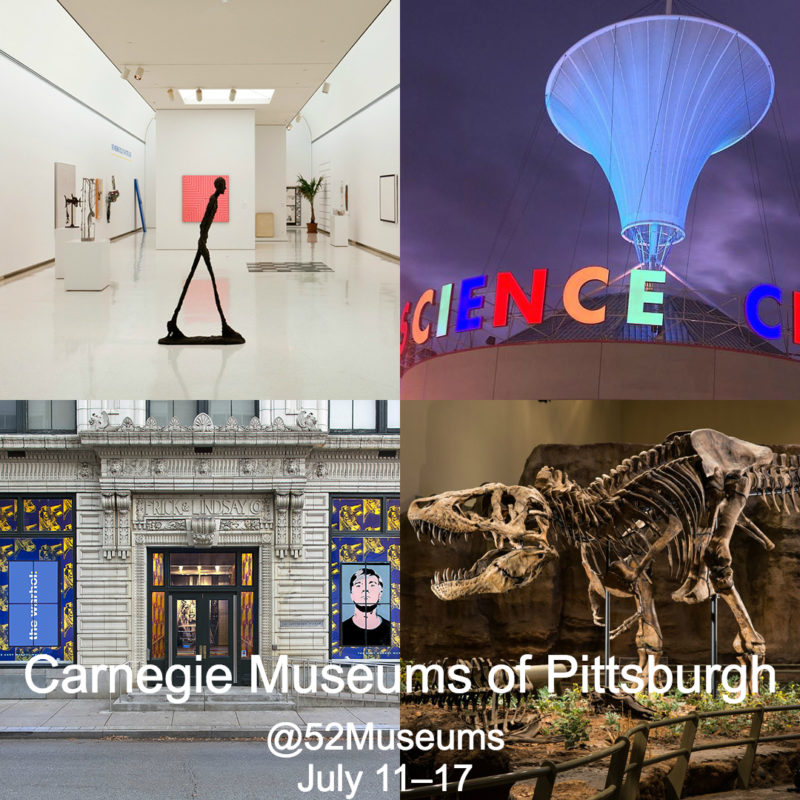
[745,284,782,340]
[795,292,800,345]
[493,270,548,327]
[400,301,411,353]
[456,275,487,332]
[437,283,453,337]
[563,266,609,324]
[412,289,436,345]
[627,269,666,326]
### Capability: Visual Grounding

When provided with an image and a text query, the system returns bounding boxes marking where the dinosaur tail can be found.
[750,453,800,515]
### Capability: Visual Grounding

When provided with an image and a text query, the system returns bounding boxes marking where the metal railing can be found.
[400,703,800,799]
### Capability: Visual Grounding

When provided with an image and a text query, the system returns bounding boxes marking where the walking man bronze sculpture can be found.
[159,176,245,345]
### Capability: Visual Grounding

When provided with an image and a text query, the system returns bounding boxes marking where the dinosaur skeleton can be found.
[408,430,799,672]
[405,658,543,740]
[404,658,654,740]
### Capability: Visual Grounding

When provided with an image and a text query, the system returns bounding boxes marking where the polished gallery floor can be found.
[0,230,398,398]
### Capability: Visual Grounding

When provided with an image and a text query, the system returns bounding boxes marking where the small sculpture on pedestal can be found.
[106,176,120,222]
[80,178,96,241]
[64,194,79,228]
[159,176,245,345]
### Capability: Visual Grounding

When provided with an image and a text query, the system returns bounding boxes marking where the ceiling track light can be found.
[295,113,302,123]
[229,88,236,102]
[196,88,203,102]
[322,82,330,94]
[134,66,144,80]
[287,123,293,131]
[121,66,130,80]
[167,88,175,102]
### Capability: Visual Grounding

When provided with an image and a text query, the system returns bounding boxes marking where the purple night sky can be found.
[401,0,800,337]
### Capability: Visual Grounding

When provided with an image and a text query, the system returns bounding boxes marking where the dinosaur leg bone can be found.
[634,576,663,678]
[672,529,713,605]
[704,475,766,668]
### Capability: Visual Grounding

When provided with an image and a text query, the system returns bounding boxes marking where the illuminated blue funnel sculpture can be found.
[546,16,773,268]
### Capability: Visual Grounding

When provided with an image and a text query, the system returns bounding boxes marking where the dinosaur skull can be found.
[408,483,557,600]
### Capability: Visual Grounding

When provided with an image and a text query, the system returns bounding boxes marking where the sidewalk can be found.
[0,698,399,739]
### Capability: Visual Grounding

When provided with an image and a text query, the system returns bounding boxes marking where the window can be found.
[0,496,75,664]
[329,495,400,661]
[0,402,76,433]
[147,401,258,428]
[328,401,399,433]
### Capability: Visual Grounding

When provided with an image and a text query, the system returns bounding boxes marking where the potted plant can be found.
[297,175,324,233]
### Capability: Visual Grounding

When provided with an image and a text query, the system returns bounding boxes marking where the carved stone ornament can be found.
[314,462,329,478]
[152,459,168,476]
[108,459,123,476]
[289,490,305,558]
[193,413,215,432]
[297,410,319,430]
[189,514,217,547]
[196,459,211,476]
[89,411,110,430]
[284,459,302,476]
[274,491,290,559]
[119,417,136,431]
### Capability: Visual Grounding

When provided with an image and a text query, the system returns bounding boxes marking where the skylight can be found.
[178,89,275,105]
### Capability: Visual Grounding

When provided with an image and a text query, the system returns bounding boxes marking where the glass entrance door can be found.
[171,592,234,681]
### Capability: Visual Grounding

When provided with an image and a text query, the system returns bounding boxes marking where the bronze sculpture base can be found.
[158,321,245,345]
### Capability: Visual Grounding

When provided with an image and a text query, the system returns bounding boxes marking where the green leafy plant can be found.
[296,175,324,224]
[538,686,591,749]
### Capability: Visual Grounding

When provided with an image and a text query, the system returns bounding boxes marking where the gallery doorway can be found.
[172,592,235,680]
[148,548,257,684]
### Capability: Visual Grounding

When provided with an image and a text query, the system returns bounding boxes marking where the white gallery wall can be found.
[312,89,399,255]
[0,54,147,277]
[155,110,256,249]
[294,0,400,257]
[0,0,153,277]
[1,0,152,141]
[255,126,288,241]
[286,122,313,227]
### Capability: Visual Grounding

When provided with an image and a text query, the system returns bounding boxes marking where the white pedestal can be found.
[54,227,81,279]
[63,239,111,291]
[331,215,349,247]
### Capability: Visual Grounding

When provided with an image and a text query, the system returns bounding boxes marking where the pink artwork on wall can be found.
[182,175,230,222]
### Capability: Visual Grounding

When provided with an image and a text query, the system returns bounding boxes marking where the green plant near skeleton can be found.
[538,686,591,749]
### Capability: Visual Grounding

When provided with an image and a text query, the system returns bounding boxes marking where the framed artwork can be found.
[286,186,301,226]
[379,174,398,223]
[0,496,75,664]
[182,175,230,223]
[330,535,399,660]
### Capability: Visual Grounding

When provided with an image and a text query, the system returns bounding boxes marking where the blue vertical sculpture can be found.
[546,16,774,268]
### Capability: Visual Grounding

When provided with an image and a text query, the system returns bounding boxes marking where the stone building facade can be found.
[0,401,399,688]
